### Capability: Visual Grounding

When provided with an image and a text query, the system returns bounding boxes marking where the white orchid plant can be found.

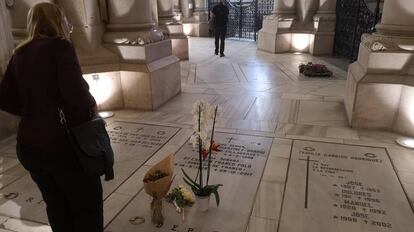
[182,100,223,207]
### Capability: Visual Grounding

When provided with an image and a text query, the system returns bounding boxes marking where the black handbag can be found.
[58,108,114,181]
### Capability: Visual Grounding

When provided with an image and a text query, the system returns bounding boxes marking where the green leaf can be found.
[183,177,199,191]
[181,168,200,188]
[212,189,220,207]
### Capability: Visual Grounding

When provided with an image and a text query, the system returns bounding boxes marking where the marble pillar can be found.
[181,0,208,37]
[345,0,414,136]
[0,1,13,74]
[174,0,182,18]
[180,0,193,18]
[310,0,337,55]
[258,0,337,55]
[375,0,414,50]
[8,0,52,45]
[157,0,189,59]
[6,0,118,66]
[103,0,181,110]
[0,0,19,140]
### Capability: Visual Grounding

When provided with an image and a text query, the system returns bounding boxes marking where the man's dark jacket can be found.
[212,3,229,29]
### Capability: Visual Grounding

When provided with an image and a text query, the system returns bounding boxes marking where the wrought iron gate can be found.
[334,0,383,61]
[208,0,273,41]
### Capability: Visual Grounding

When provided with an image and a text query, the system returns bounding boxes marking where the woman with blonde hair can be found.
[0,2,107,231]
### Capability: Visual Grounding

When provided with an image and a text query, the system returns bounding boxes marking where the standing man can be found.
[212,0,229,57]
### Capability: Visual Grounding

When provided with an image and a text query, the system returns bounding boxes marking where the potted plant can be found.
[182,100,223,211]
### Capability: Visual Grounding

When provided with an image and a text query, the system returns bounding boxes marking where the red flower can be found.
[202,149,209,160]
[211,141,221,152]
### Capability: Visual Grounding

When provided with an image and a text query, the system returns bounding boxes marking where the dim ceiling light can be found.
[395,137,414,149]
[99,111,115,119]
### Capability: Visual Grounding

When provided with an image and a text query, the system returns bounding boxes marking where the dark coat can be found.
[212,3,229,29]
[0,37,96,152]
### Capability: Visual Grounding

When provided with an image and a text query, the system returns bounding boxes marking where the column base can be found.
[182,11,209,37]
[160,24,189,60]
[344,34,414,136]
[257,14,336,55]
[81,40,181,111]
[182,22,209,37]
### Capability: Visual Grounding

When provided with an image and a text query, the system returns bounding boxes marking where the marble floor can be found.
[0,37,413,231]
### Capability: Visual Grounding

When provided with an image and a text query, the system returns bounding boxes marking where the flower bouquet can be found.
[143,154,174,227]
[299,62,333,77]
[166,185,194,221]
[182,100,223,211]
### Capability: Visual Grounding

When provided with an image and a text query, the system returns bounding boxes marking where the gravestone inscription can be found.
[0,122,180,224]
[107,121,180,163]
[279,140,414,232]
[105,133,273,232]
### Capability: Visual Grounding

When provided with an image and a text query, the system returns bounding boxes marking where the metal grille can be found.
[334,0,383,61]
[209,0,273,41]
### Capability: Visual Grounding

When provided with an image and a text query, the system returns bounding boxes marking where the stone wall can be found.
[0,0,20,140]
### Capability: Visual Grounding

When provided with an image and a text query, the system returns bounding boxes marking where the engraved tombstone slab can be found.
[279,140,414,232]
[105,132,273,232]
[0,122,180,224]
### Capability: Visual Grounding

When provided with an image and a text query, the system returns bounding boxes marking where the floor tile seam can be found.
[110,190,137,199]
[0,174,28,192]
[0,215,49,228]
[0,164,20,176]
[250,214,279,222]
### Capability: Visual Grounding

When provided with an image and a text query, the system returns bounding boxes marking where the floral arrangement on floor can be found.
[182,100,223,211]
[166,185,194,221]
[299,62,333,77]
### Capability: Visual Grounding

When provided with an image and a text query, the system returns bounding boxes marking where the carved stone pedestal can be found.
[163,24,189,60]
[345,34,414,136]
[345,0,414,136]
[258,0,336,55]
[182,11,209,37]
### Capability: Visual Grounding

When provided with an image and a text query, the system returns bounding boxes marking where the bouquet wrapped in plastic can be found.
[143,155,174,227]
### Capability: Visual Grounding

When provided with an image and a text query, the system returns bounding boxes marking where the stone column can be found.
[158,0,175,24]
[0,1,13,74]
[180,0,193,18]
[58,0,105,55]
[0,0,20,140]
[158,0,189,59]
[257,0,296,53]
[273,0,296,17]
[174,0,181,14]
[344,0,414,136]
[310,0,337,55]
[194,0,207,12]
[7,0,53,44]
[103,0,181,110]
[376,0,414,36]
[103,0,163,48]
[152,0,159,25]
[181,0,208,37]
[258,0,337,55]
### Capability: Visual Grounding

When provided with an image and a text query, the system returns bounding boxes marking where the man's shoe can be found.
[214,51,218,55]
[220,53,225,57]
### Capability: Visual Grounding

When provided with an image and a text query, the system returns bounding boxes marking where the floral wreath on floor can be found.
[299,62,333,77]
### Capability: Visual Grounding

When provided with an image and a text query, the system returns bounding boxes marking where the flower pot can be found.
[195,195,210,212]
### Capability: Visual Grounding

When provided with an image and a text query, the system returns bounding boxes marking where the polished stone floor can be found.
[0,38,413,231]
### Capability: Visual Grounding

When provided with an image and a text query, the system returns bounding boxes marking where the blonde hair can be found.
[15,2,70,52]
